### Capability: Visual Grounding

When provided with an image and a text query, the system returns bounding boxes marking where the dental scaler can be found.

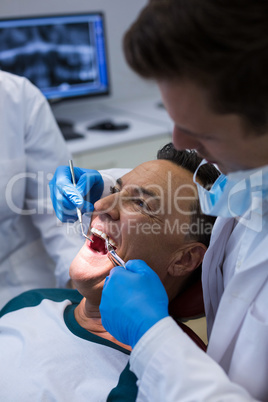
[69,160,93,242]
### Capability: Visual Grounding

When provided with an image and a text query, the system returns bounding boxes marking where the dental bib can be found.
[193,160,268,218]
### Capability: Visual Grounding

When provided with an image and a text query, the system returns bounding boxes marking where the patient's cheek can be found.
[126,220,162,237]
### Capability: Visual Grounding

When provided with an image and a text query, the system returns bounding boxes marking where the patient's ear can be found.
[168,243,207,277]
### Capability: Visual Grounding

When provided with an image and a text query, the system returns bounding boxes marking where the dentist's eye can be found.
[110,186,120,194]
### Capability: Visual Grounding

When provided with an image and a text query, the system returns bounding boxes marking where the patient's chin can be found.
[69,243,112,283]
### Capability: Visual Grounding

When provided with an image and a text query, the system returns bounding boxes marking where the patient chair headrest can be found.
[168,279,207,352]
[168,279,205,320]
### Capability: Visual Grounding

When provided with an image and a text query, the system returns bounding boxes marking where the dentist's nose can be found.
[94,194,120,220]
[172,125,200,150]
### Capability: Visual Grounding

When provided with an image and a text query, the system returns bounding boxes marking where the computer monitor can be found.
[0,12,110,102]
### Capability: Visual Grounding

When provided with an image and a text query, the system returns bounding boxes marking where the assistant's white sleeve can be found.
[130,317,256,402]
[23,79,84,287]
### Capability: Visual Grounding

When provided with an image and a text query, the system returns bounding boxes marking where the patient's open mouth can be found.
[89,228,117,255]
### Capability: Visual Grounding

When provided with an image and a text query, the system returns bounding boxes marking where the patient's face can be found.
[70,160,199,298]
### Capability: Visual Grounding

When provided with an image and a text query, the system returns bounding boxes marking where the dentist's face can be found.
[70,160,199,298]
[158,79,268,174]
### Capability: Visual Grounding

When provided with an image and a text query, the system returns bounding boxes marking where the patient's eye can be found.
[134,198,146,208]
[110,186,120,194]
[132,197,152,213]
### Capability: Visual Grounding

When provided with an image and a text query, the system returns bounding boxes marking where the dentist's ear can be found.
[168,243,207,277]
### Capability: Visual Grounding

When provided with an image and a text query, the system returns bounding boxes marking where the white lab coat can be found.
[130,176,268,400]
[0,71,83,309]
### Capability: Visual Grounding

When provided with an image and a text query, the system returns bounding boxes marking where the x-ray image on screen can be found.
[0,13,109,100]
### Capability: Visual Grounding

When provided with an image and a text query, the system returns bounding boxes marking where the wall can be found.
[0,0,159,101]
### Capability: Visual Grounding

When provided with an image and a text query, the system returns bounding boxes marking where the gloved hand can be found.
[100,260,169,348]
[49,165,104,222]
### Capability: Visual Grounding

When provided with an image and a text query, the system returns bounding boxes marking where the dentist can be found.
[49,1,268,400]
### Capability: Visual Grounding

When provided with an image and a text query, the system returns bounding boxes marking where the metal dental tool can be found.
[105,237,126,269]
[69,159,93,242]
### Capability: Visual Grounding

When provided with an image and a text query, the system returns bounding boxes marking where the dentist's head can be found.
[123,0,268,174]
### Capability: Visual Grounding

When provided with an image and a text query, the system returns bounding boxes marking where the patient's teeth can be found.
[91,228,101,237]
[91,227,117,247]
[91,228,101,236]
[109,238,117,247]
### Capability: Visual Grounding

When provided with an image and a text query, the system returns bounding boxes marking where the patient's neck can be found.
[74,297,131,351]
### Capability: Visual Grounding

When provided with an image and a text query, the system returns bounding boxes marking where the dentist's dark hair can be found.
[124,0,268,134]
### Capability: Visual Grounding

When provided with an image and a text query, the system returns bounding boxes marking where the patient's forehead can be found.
[122,159,194,189]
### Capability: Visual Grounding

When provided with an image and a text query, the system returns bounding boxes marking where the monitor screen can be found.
[0,13,110,101]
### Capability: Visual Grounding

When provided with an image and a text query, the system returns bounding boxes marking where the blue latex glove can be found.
[100,260,169,348]
[49,165,104,222]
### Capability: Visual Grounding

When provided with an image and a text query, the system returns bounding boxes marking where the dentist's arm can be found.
[100,259,169,348]
[100,261,255,402]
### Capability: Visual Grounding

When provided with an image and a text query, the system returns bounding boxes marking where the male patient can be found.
[0,144,219,401]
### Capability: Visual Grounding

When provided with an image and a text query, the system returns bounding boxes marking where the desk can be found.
[52,97,173,170]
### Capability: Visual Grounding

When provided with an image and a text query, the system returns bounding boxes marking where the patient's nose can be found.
[94,194,120,220]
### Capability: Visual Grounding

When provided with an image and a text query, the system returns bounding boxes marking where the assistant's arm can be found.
[22,79,85,286]
[49,163,130,222]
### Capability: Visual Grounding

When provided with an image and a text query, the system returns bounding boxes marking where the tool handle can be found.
[69,160,76,187]
[69,159,83,225]
[110,250,126,269]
